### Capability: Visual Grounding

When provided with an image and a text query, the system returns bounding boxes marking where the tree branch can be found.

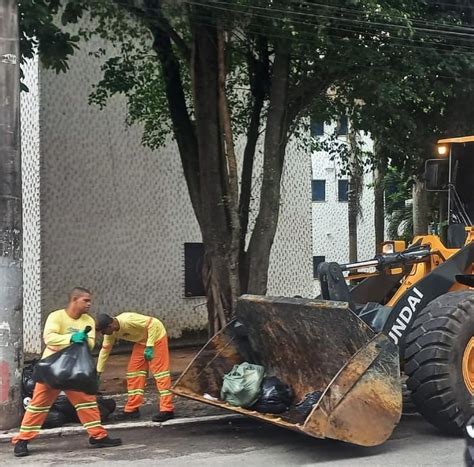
[246,43,291,294]
[114,0,191,63]
[239,36,269,290]
[217,26,241,308]
[144,1,202,223]
[287,75,330,123]
[149,0,191,64]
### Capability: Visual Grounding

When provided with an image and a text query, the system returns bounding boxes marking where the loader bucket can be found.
[173,295,402,447]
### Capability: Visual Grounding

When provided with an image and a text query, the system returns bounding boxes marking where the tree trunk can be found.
[151,7,302,333]
[217,28,240,313]
[192,20,238,335]
[149,5,201,224]
[239,38,268,292]
[246,44,290,294]
[348,128,361,263]
[413,178,428,236]
[0,0,23,429]
[152,6,238,335]
[373,141,385,252]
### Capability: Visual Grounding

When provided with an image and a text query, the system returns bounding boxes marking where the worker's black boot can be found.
[13,440,29,457]
[114,409,140,421]
[152,411,174,423]
[89,436,122,448]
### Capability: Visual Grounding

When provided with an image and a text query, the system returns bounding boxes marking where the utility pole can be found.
[0,0,23,429]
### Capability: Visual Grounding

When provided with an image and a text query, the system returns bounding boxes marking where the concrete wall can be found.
[311,129,376,293]
[20,32,313,353]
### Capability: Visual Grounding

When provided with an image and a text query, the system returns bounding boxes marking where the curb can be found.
[0,414,241,444]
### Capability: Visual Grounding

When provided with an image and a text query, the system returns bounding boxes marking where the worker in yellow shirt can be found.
[96,312,174,422]
[12,287,121,458]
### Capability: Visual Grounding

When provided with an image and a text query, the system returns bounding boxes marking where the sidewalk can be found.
[99,345,226,420]
[0,346,230,442]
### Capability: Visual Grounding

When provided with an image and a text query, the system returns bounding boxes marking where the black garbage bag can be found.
[53,395,79,422]
[43,410,68,429]
[22,360,38,400]
[22,354,116,428]
[295,390,323,418]
[33,330,98,395]
[48,394,116,424]
[253,376,294,414]
[98,396,116,422]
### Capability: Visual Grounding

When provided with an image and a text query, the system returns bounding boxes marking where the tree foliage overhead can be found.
[19,0,474,330]
[328,0,474,173]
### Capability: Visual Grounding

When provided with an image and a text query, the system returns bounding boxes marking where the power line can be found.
[103,1,474,61]
[186,0,474,54]
[185,0,474,53]
[189,0,474,39]
[109,0,473,46]
[104,0,474,60]
[289,0,473,16]
[285,0,474,32]
[190,14,474,84]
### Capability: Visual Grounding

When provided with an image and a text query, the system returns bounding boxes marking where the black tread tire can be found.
[404,290,474,435]
[402,378,417,414]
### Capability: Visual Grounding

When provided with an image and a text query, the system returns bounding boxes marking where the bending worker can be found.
[12,287,122,458]
[96,312,174,422]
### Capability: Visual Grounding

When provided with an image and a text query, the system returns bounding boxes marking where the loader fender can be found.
[383,242,474,351]
[388,287,423,344]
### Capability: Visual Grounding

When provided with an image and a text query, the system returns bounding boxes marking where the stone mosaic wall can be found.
[311,130,376,294]
[20,54,42,354]
[20,32,313,352]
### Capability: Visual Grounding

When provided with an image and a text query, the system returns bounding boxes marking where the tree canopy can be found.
[19,0,474,330]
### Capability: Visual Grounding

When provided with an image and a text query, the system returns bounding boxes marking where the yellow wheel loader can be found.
[174,136,474,447]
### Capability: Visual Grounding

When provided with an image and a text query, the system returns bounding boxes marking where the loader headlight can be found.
[381,240,406,254]
[437,144,449,156]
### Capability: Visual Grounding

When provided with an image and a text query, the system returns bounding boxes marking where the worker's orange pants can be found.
[12,382,107,444]
[124,335,174,413]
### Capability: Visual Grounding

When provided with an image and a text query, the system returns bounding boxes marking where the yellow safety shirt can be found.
[96,312,166,373]
[42,309,95,359]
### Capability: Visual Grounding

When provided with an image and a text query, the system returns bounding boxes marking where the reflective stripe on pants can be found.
[124,335,174,413]
[12,382,107,443]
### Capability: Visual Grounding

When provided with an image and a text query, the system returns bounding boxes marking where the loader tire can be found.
[402,379,417,414]
[404,291,474,435]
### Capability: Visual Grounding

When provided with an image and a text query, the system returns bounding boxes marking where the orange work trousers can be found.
[12,382,107,444]
[124,335,174,413]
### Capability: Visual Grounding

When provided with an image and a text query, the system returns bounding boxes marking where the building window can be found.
[312,180,326,202]
[313,256,326,278]
[338,179,349,202]
[310,118,324,137]
[337,115,348,136]
[184,243,205,297]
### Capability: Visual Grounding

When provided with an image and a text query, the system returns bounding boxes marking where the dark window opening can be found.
[184,243,205,297]
[312,180,326,202]
[337,115,348,136]
[313,256,326,278]
[310,118,324,137]
[338,179,349,202]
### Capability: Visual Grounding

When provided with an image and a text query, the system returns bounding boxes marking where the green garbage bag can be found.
[221,362,265,408]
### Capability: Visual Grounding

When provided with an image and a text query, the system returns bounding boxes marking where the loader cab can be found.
[425,137,474,248]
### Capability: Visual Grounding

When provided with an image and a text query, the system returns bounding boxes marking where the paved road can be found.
[0,414,466,466]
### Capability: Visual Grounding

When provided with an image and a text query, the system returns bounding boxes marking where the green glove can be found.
[70,330,89,344]
[144,346,154,361]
